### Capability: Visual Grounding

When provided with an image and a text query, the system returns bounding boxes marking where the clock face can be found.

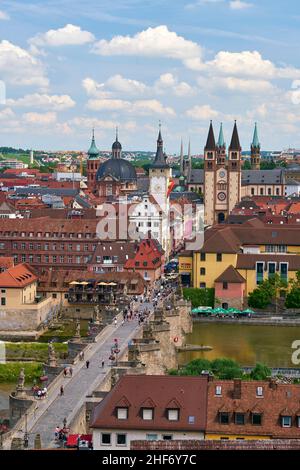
[155,183,163,192]
[217,191,226,201]
[219,170,226,178]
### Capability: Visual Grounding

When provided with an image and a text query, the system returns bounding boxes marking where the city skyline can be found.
[1,0,300,151]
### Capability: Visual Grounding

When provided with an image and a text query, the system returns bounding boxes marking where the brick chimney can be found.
[268,377,277,390]
[232,379,242,399]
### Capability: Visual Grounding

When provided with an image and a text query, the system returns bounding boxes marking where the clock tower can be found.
[149,124,172,211]
[204,121,241,225]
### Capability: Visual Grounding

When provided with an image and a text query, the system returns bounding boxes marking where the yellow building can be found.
[179,219,300,307]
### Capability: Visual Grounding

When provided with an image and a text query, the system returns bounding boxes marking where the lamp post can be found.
[24,412,29,448]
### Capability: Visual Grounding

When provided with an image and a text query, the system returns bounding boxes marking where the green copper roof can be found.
[88,129,99,158]
[217,122,225,147]
[252,122,260,147]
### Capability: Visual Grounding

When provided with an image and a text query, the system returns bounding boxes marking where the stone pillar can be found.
[34,433,42,449]
[74,319,81,342]
[48,342,57,367]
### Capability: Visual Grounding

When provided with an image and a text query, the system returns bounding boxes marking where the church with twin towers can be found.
[181,121,286,226]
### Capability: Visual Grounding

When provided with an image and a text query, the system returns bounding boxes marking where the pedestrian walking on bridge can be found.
[86,360,90,369]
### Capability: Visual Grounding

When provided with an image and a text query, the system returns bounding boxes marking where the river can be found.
[179,322,300,367]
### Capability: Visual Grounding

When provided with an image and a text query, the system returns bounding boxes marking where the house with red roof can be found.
[124,238,164,285]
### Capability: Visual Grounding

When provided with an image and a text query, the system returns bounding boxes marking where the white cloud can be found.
[197,75,275,93]
[69,117,137,133]
[155,73,196,96]
[205,50,300,79]
[87,98,131,111]
[86,97,175,116]
[92,25,203,69]
[229,1,253,10]
[186,104,219,120]
[0,10,9,20]
[82,78,113,99]
[106,74,148,95]
[0,40,48,88]
[131,99,175,116]
[0,108,15,120]
[23,111,57,125]
[7,93,75,110]
[30,24,95,47]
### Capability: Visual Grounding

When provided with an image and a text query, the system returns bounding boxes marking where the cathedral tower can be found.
[251,122,260,170]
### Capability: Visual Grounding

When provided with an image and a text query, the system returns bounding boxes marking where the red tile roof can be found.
[124,239,164,270]
[215,265,245,283]
[91,375,208,431]
[0,257,14,270]
[206,379,300,438]
[0,263,37,288]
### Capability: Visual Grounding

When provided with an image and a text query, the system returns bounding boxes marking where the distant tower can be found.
[112,127,122,159]
[179,138,184,176]
[87,129,100,190]
[185,138,192,180]
[204,121,241,225]
[216,123,226,165]
[251,122,260,170]
[30,149,34,165]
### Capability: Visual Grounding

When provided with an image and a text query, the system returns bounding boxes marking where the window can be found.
[188,416,195,424]
[162,435,173,440]
[68,256,72,264]
[200,282,206,289]
[101,433,111,445]
[21,243,26,250]
[223,282,228,290]
[60,256,64,263]
[251,188,255,196]
[36,255,41,263]
[297,416,300,428]
[219,412,229,424]
[1,290,5,294]
[281,416,292,428]
[168,409,179,421]
[53,256,57,263]
[29,243,33,250]
[235,413,245,425]
[268,188,272,195]
[142,408,154,420]
[200,267,206,275]
[256,386,263,397]
[1,298,6,306]
[13,242,18,249]
[21,255,26,262]
[76,244,81,252]
[146,434,158,441]
[200,253,206,261]
[44,243,49,251]
[0,243,5,250]
[280,262,288,282]
[116,434,126,446]
[252,413,262,425]
[45,255,49,263]
[217,253,222,262]
[276,188,280,196]
[268,262,276,279]
[260,188,264,195]
[215,386,222,396]
[117,407,128,420]
[256,262,264,285]
[52,293,57,299]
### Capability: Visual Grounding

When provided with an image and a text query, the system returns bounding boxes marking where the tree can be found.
[286,288,300,308]
[242,160,252,170]
[248,274,287,310]
[248,287,271,309]
[250,363,271,380]
[183,287,215,308]
[211,358,242,379]
[182,358,211,376]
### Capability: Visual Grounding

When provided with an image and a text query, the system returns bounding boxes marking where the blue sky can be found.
[1,0,300,152]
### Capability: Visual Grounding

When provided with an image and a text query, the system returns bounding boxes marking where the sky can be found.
[1,0,300,152]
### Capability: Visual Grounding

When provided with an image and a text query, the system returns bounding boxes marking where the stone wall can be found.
[0,296,55,331]
[9,395,34,428]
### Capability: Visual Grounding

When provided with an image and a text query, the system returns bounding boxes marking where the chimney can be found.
[232,379,242,399]
[268,377,277,390]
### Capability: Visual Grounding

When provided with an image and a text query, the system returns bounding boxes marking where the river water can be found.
[179,322,300,367]
[0,383,13,418]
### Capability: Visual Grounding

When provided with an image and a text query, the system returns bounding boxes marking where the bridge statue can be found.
[15,368,26,397]
[48,342,57,367]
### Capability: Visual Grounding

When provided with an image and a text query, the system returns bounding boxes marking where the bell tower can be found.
[251,122,260,170]
[204,121,217,225]
[228,121,242,215]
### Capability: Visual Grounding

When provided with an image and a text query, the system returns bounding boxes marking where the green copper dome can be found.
[88,129,100,159]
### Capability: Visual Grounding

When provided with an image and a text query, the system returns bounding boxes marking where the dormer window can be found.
[215,385,222,396]
[256,386,263,397]
[281,416,292,428]
[167,409,179,421]
[117,407,128,420]
[142,408,154,420]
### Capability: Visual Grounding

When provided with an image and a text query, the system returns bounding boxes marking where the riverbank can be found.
[192,316,300,326]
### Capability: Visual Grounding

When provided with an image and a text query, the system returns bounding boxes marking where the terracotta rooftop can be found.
[206,379,300,438]
[0,263,37,288]
[124,238,164,270]
[215,265,245,283]
[0,256,14,270]
[91,375,208,431]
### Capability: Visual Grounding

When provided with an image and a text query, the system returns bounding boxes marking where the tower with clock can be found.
[204,121,241,225]
[149,124,172,211]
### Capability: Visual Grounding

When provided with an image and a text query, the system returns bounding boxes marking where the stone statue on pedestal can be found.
[15,368,26,397]
[74,319,81,338]
[48,342,57,367]
[94,305,102,325]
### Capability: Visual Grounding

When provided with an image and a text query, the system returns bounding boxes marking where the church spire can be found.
[251,122,260,170]
[150,122,169,169]
[205,121,216,150]
[87,128,99,159]
[112,127,122,159]
[180,138,184,176]
[217,122,225,148]
[252,122,260,148]
[229,121,241,151]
